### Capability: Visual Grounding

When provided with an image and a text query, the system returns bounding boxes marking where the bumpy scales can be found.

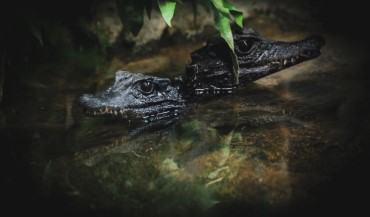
[79,28,325,131]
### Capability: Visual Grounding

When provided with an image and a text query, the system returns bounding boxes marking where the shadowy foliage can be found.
[0,0,244,103]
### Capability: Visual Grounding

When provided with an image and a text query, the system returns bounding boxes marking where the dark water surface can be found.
[2,21,370,217]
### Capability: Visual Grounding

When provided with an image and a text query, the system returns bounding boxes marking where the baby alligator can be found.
[79,28,325,133]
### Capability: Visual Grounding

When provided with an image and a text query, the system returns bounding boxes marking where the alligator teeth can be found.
[283,59,288,66]
[93,111,97,115]
[114,110,118,116]
[291,58,296,64]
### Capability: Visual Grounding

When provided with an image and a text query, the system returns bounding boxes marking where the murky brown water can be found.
[2,17,370,217]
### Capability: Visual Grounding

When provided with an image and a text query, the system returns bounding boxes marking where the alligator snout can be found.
[79,93,126,116]
[79,94,101,110]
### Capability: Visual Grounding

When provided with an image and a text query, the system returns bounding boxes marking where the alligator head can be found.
[79,70,185,121]
[183,28,325,96]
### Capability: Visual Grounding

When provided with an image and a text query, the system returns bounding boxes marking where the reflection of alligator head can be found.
[80,28,325,134]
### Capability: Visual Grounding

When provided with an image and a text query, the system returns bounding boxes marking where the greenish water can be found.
[2,29,370,217]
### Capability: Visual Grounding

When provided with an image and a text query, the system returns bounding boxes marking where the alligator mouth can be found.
[83,104,184,119]
[84,106,131,118]
[241,34,324,77]
[240,49,321,76]
[80,94,185,120]
[239,48,322,84]
[269,49,321,70]
[260,34,324,71]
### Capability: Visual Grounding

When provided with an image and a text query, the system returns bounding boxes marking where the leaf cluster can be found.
[116,0,244,83]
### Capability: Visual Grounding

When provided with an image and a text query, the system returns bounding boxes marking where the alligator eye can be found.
[138,80,154,94]
[237,39,256,52]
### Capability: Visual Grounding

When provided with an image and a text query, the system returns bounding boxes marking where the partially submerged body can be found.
[79,27,324,134]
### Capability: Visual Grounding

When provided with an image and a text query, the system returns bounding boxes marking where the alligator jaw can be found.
[79,93,130,118]
[271,50,320,68]
[80,94,184,119]
[238,34,325,83]
[84,106,130,118]
[264,35,324,70]
[249,49,322,75]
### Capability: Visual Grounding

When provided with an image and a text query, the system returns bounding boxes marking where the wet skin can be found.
[79,27,325,132]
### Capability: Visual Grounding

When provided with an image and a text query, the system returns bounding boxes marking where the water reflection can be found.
[55,80,321,215]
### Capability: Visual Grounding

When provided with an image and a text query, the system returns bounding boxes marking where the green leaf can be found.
[212,5,239,85]
[230,49,240,85]
[116,0,144,36]
[210,0,243,28]
[213,7,233,50]
[157,0,177,27]
[223,1,243,27]
[230,10,243,27]
[222,1,237,11]
[210,0,232,19]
